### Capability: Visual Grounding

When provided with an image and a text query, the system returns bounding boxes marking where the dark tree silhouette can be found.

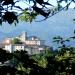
[0,0,74,24]
[0,48,12,64]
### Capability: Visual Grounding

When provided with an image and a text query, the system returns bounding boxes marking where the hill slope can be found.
[0,9,75,46]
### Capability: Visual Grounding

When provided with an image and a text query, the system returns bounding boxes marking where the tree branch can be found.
[35,1,72,22]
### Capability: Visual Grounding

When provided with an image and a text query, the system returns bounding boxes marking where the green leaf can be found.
[20,10,38,23]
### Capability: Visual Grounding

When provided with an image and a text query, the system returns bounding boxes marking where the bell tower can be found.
[21,31,27,42]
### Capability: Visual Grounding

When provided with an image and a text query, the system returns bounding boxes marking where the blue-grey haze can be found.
[0,9,75,47]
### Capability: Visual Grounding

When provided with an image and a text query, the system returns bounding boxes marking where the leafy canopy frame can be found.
[0,0,74,24]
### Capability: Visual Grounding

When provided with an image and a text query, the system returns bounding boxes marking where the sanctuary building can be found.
[3,32,46,55]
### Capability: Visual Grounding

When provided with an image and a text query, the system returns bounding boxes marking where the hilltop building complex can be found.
[1,32,47,55]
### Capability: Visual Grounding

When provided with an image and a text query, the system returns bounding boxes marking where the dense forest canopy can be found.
[0,0,75,24]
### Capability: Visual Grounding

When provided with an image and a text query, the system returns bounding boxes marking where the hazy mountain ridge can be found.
[0,9,75,46]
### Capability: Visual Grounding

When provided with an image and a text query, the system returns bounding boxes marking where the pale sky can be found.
[15,0,75,9]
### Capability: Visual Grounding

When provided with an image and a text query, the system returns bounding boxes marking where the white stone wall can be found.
[4,44,45,54]
[25,40,44,46]
[4,44,13,53]
[13,45,25,51]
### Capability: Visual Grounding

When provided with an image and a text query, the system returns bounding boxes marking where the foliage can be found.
[0,45,75,75]
[0,48,12,64]
[12,38,22,44]
[20,10,38,23]
[2,12,18,24]
[0,0,75,24]
[1,32,75,75]
[1,0,75,74]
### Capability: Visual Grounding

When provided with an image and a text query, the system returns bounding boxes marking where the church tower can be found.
[20,31,27,42]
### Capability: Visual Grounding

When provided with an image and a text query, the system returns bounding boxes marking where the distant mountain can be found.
[0,32,7,40]
[0,9,75,47]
